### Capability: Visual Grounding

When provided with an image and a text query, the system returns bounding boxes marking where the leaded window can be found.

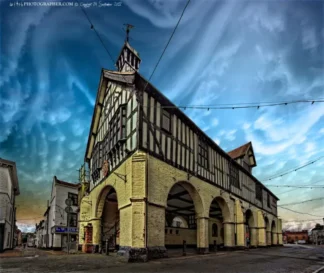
[162,109,171,133]
[256,183,262,201]
[109,105,126,147]
[229,162,239,189]
[198,139,208,168]
[267,193,271,207]
[188,215,196,229]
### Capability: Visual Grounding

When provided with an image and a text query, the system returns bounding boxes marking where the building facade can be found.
[15,228,22,247]
[47,176,79,250]
[283,230,309,244]
[79,40,283,261]
[35,220,45,248]
[310,224,324,245]
[0,158,20,252]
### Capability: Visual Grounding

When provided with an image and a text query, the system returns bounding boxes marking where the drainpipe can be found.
[145,155,148,253]
[46,200,49,248]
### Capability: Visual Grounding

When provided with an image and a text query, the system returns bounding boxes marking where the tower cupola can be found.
[116,24,141,72]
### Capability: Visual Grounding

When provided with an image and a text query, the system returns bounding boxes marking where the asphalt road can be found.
[1,245,324,273]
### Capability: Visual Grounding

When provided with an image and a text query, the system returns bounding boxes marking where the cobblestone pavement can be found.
[0,246,324,273]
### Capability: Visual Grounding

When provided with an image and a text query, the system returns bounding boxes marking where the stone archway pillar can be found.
[272,232,278,245]
[258,228,266,247]
[91,218,101,252]
[277,219,283,245]
[235,200,245,249]
[266,231,272,246]
[223,222,235,249]
[250,227,258,247]
[257,211,266,247]
[277,233,282,245]
[196,216,209,254]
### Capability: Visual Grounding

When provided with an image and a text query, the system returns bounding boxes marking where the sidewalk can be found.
[0,247,67,258]
[0,248,23,258]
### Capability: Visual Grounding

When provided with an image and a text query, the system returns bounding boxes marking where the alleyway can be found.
[1,246,324,273]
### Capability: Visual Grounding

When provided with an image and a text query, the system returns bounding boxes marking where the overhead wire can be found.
[281,218,323,223]
[279,197,324,207]
[77,0,191,92]
[75,1,324,111]
[262,156,324,182]
[76,0,324,217]
[156,99,324,110]
[274,179,324,196]
[278,207,323,218]
[267,184,324,189]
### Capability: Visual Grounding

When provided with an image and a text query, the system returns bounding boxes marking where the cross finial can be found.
[124,23,134,42]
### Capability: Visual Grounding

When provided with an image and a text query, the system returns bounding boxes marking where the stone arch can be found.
[96,185,120,218]
[264,216,271,246]
[208,196,231,222]
[95,185,120,252]
[271,219,277,244]
[264,216,271,231]
[245,209,256,247]
[208,196,232,248]
[164,180,205,216]
[164,181,207,253]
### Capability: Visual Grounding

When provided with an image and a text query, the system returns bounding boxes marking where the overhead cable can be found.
[274,179,324,196]
[278,206,323,218]
[262,156,324,182]
[268,185,324,189]
[279,197,324,207]
[281,218,323,223]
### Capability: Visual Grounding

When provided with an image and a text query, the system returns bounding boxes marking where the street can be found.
[1,245,324,273]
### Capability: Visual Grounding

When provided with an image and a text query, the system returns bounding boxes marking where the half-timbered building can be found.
[79,39,283,261]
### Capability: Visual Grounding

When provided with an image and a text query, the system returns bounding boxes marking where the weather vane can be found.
[123,23,134,42]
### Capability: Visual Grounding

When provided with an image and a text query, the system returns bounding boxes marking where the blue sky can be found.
[0,0,323,232]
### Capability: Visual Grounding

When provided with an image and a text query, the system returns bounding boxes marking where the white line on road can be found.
[312,265,324,273]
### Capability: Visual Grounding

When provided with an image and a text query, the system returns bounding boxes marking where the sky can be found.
[0,0,323,233]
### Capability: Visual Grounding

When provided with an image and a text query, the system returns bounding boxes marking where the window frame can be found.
[198,138,208,169]
[229,162,240,189]
[68,213,78,227]
[255,183,263,201]
[161,109,171,133]
[68,192,78,206]
[267,193,271,207]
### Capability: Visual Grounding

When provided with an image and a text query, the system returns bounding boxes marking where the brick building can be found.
[78,36,283,262]
[284,230,309,244]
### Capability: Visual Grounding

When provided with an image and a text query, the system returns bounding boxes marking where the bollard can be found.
[105,239,108,255]
[183,240,186,256]
[214,240,217,252]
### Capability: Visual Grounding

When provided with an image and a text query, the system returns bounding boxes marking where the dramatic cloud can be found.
[1,0,323,231]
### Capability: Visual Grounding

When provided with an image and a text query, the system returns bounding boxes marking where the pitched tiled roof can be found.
[228,142,251,159]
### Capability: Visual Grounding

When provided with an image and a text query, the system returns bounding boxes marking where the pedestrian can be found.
[22,236,28,249]
[246,237,250,248]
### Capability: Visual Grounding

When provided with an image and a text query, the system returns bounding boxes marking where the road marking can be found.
[312,265,324,273]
